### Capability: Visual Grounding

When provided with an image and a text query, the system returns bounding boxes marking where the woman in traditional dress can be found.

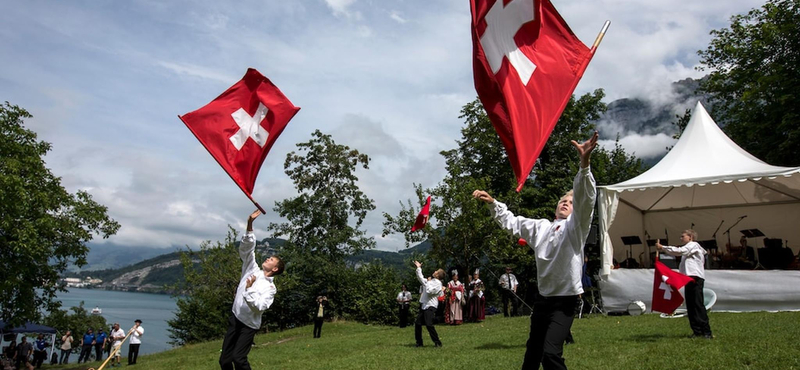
[468,269,485,322]
[446,270,464,325]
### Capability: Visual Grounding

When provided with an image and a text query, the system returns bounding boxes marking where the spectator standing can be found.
[94,327,107,362]
[77,328,95,363]
[59,330,73,364]
[396,284,412,328]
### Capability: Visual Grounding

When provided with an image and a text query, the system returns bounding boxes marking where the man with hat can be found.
[94,327,107,362]
[78,327,95,363]
[128,320,144,365]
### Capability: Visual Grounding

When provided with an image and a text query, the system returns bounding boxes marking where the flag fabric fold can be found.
[179,68,300,197]
[411,196,432,232]
[470,0,595,191]
[651,260,694,314]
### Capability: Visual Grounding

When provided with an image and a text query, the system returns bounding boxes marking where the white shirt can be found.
[128,326,144,345]
[499,273,518,291]
[490,166,596,297]
[110,329,125,346]
[396,291,412,305]
[232,232,278,330]
[469,279,484,298]
[416,267,443,310]
[662,241,706,279]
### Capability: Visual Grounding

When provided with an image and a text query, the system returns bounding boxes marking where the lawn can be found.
[51,311,800,370]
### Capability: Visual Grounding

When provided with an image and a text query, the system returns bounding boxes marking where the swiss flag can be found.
[471,0,595,191]
[180,68,300,197]
[411,196,432,232]
[651,260,694,314]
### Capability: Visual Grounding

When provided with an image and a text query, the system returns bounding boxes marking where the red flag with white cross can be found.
[179,68,300,206]
[651,260,694,314]
[470,0,607,191]
[411,196,432,232]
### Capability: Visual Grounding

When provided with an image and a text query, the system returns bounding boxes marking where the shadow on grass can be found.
[474,342,526,350]
[625,333,672,342]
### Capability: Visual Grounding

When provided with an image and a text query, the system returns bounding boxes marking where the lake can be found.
[56,288,178,355]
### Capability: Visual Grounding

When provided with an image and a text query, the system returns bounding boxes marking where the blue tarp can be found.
[0,321,57,334]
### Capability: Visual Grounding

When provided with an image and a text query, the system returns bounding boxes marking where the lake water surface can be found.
[56,288,178,355]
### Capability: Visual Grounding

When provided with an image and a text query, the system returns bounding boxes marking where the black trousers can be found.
[60,349,71,364]
[685,277,712,336]
[95,344,104,361]
[78,344,92,363]
[503,290,519,317]
[128,343,140,364]
[32,350,45,368]
[219,314,258,370]
[399,304,410,327]
[313,317,324,338]
[522,295,578,370]
[414,307,441,346]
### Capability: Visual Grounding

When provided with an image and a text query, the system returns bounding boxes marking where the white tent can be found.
[598,101,800,278]
[595,102,800,312]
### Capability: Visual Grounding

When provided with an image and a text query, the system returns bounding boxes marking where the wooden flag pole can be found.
[592,20,611,50]
[96,330,133,370]
[249,197,267,215]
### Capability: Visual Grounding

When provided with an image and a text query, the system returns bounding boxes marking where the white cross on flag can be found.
[651,260,694,314]
[180,68,300,197]
[471,0,599,191]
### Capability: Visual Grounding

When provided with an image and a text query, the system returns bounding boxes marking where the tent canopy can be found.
[598,102,800,277]
[0,321,57,335]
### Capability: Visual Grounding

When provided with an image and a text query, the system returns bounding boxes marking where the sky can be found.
[0,0,766,253]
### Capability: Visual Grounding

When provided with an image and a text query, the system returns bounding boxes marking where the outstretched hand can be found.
[472,190,495,204]
[571,131,599,168]
[414,260,422,269]
[655,239,664,250]
[246,209,261,232]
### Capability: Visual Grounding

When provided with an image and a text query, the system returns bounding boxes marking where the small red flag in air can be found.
[411,196,432,232]
[651,260,694,314]
[470,0,596,191]
[179,68,300,198]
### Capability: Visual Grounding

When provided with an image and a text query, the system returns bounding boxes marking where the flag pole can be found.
[249,197,267,215]
[591,20,611,50]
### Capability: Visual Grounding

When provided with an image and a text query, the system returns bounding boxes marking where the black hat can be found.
[134,319,142,324]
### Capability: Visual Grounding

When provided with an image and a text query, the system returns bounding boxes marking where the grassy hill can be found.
[50,311,800,370]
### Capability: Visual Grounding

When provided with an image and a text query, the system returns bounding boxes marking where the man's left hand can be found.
[245,274,257,288]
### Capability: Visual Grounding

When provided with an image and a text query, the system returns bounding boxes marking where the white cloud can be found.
[389,10,408,24]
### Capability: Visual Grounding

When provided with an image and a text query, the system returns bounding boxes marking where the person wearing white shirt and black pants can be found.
[474,132,598,370]
[219,210,285,370]
[413,261,444,347]
[499,266,519,317]
[657,230,713,339]
[128,320,143,365]
[396,285,412,328]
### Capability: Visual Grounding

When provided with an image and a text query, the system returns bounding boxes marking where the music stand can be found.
[741,229,766,270]
[621,236,642,268]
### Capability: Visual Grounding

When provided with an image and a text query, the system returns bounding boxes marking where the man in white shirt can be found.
[473,131,598,370]
[396,284,412,328]
[109,323,125,368]
[127,320,144,365]
[413,261,444,347]
[657,230,713,339]
[499,266,519,317]
[220,210,284,370]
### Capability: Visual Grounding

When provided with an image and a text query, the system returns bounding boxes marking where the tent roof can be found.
[600,102,800,211]
[0,321,57,335]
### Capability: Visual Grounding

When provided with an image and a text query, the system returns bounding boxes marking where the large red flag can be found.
[471,0,596,191]
[651,260,694,314]
[180,68,300,199]
[411,196,432,232]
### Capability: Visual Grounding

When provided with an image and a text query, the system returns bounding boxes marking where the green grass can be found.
[51,311,800,370]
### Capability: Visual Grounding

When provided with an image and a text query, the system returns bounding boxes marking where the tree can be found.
[698,0,800,166]
[168,229,249,345]
[0,102,120,327]
[268,129,376,322]
[43,301,108,350]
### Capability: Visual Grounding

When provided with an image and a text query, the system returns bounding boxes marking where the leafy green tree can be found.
[168,229,247,345]
[268,129,376,321]
[698,0,800,166]
[0,102,120,327]
[44,301,108,351]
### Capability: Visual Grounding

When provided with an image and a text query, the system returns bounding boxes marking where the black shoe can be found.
[434,342,442,347]
[415,343,423,347]
[704,334,714,339]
